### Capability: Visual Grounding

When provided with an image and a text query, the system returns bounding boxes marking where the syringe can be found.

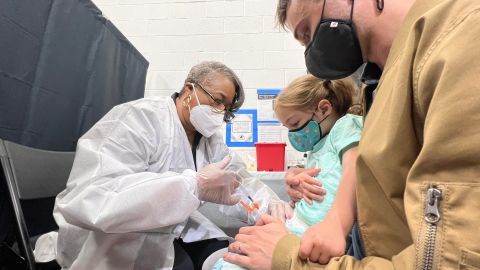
[233,168,261,219]
[237,184,254,202]
[236,184,259,215]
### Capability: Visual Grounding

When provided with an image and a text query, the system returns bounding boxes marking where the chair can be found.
[0,139,75,270]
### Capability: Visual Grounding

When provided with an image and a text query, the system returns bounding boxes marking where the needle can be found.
[237,184,254,202]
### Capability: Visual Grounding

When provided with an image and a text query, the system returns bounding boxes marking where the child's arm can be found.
[298,147,359,263]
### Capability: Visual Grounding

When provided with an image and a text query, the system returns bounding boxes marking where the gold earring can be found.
[183,95,192,110]
[376,0,384,11]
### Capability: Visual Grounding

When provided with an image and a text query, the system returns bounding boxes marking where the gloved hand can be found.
[197,155,241,205]
[267,200,294,223]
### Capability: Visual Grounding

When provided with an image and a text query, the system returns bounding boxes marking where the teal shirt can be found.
[295,114,363,226]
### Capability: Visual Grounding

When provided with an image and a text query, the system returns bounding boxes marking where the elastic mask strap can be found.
[190,83,202,106]
[349,0,355,20]
[320,0,327,20]
[314,109,330,124]
[316,113,330,137]
[319,113,329,124]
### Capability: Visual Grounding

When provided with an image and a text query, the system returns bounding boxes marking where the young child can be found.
[213,75,362,269]
[275,75,362,237]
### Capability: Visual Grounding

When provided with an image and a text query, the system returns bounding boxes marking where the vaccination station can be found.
[1,0,479,269]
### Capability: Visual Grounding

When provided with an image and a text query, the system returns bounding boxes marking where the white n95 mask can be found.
[189,83,224,137]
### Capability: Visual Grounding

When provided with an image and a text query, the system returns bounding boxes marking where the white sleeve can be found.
[55,102,200,233]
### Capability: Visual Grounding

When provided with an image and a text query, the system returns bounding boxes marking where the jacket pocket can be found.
[459,249,480,270]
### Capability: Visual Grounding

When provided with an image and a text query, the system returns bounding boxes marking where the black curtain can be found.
[0,0,148,151]
[0,1,149,266]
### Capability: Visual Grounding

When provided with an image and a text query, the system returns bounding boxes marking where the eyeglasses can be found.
[194,82,236,122]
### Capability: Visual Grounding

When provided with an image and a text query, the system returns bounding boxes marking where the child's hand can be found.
[267,200,294,222]
[298,210,347,264]
[299,175,325,205]
[285,168,323,203]
[284,167,308,202]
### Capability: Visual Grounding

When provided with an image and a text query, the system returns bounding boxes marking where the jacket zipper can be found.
[421,185,442,270]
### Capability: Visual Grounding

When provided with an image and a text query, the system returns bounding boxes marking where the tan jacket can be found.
[273,0,480,269]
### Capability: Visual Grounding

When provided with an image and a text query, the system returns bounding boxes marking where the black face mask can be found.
[304,0,364,80]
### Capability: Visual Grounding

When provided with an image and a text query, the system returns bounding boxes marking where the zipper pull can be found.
[425,186,442,224]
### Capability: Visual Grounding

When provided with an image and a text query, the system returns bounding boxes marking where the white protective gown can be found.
[53,96,277,270]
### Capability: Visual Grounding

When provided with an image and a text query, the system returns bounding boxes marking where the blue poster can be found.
[226,109,257,147]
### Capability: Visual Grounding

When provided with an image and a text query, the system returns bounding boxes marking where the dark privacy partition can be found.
[0,1,148,266]
[0,0,149,151]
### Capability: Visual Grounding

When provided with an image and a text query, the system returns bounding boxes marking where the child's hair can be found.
[275,74,362,116]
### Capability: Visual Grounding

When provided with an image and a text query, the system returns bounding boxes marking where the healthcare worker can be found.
[53,61,279,270]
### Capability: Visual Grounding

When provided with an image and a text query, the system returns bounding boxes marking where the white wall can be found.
[93,0,307,169]
[93,0,306,106]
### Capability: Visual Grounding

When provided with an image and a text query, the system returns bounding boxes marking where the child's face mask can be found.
[288,114,329,152]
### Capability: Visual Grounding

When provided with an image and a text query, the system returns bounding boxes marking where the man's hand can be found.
[224,215,289,270]
[299,209,348,264]
[286,168,325,205]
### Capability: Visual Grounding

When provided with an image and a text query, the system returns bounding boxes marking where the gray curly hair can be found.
[182,61,245,117]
